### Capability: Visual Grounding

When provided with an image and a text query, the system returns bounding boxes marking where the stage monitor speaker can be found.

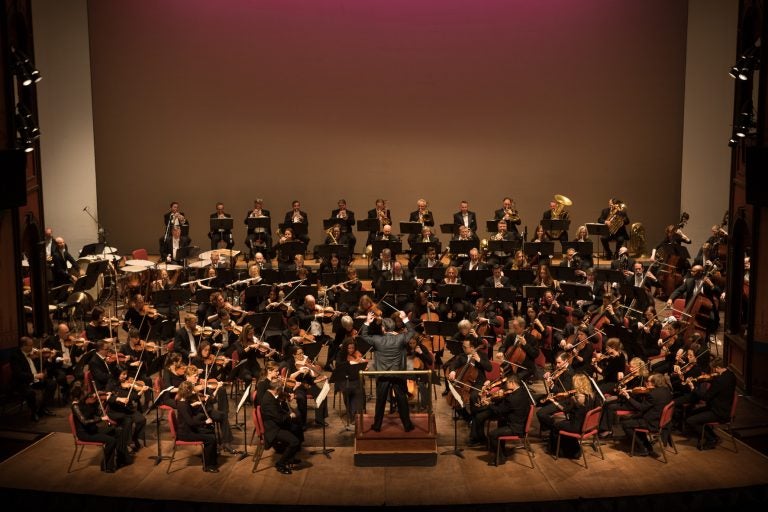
[0,150,27,209]
[746,147,768,207]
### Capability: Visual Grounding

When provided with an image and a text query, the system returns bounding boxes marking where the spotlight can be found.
[10,47,42,86]
[728,136,739,148]
[16,104,40,153]
[734,112,753,138]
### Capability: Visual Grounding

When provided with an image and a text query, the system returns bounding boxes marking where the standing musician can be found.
[10,337,57,421]
[546,373,595,458]
[367,198,392,246]
[617,372,672,457]
[70,382,129,473]
[280,346,329,429]
[408,198,435,245]
[284,200,310,247]
[685,357,736,450]
[244,198,272,259]
[161,226,191,265]
[445,337,492,419]
[360,309,416,432]
[597,198,630,260]
[331,199,357,256]
[175,380,220,472]
[493,197,522,236]
[497,316,540,382]
[335,338,369,423]
[208,202,234,250]
[537,351,575,433]
[261,379,304,474]
[452,200,478,233]
[163,201,188,232]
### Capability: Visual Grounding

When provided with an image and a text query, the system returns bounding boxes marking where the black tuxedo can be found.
[453,211,478,232]
[243,209,273,256]
[493,208,522,234]
[597,206,630,257]
[208,212,234,249]
[51,247,77,286]
[174,326,200,362]
[283,210,310,246]
[160,235,191,263]
[260,391,302,466]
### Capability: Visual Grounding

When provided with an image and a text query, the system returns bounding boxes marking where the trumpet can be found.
[292,211,304,223]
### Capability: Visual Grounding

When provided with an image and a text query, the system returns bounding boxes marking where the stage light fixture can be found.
[734,112,753,138]
[16,104,40,153]
[10,47,42,86]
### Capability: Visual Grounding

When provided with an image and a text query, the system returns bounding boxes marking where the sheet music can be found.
[315,381,331,407]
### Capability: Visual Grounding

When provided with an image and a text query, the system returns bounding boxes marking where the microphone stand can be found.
[146,386,174,465]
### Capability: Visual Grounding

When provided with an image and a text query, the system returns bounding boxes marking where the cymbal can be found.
[121,265,148,273]
[199,249,240,260]
[155,263,182,271]
[125,259,155,267]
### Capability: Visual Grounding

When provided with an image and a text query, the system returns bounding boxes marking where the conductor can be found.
[360,310,416,433]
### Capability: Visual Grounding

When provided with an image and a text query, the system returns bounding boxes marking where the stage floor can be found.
[1,426,767,509]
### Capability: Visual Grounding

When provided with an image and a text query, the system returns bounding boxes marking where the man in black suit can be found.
[493,197,522,236]
[366,198,392,246]
[330,199,356,256]
[244,198,272,259]
[10,337,57,421]
[175,315,200,363]
[160,226,191,264]
[542,199,570,242]
[597,198,630,260]
[88,340,118,391]
[162,201,188,245]
[686,358,737,450]
[261,380,304,474]
[50,237,78,287]
[208,202,234,250]
[408,198,434,245]
[452,200,477,234]
[283,200,310,247]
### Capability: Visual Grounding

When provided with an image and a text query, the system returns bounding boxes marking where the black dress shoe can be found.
[403,424,415,433]
[276,464,292,475]
[204,466,220,473]
[314,420,329,427]
[287,458,301,465]
[371,425,381,432]
[104,467,115,474]
[441,389,450,397]
[223,445,241,455]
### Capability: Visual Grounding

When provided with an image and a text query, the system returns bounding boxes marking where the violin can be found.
[475,388,513,408]
[99,317,122,328]
[105,352,129,364]
[291,329,316,345]
[120,378,149,394]
[540,388,578,404]
[62,336,88,348]
[141,304,165,319]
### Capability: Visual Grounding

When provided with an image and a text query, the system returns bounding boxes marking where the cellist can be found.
[666,264,721,338]
[445,338,492,419]
[496,316,540,383]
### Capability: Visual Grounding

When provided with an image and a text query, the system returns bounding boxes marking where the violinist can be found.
[537,351,575,433]
[329,315,358,371]
[685,357,736,450]
[175,381,220,472]
[617,372,672,457]
[497,316,540,382]
[70,382,128,472]
[564,325,594,376]
[10,337,56,421]
[296,294,337,336]
[670,343,706,414]
[121,328,156,397]
[335,339,369,423]
[255,361,283,405]
[592,338,627,392]
[598,357,649,437]
[107,369,147,454]
[446,338,492,419]
[282,317,315,354]
[655,320,684,375]
[175,315,201,363]
[159,353,187,408]
[123,294,157,340]
[406,335,434,411]
[547,373,595,458]
[190,341,230,382]
[360,309,416,432]
[280,346,328,430]
[86,306,117,341]
[354,294,382,333]
[210,310,238,348]
[468,373,529,460]
[184,363,239,454]
[45,323,84,401]
[262,379,304,474]
[230,324,268,384]
[87,339,118,391]
[633,306,662,358]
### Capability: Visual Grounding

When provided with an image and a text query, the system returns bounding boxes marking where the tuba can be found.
[606,202,627,235]
[548,194,572,238]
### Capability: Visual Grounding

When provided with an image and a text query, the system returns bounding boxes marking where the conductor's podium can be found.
[354,413,438,466]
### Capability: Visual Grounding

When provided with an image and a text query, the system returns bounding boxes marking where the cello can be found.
[445,347,480,409]
[420,297,445,354]
[681,267,717,340]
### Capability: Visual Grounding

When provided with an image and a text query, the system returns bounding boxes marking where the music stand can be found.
[320,273,346,287]
[79,243,106,257]
[488,240,521,254]
[357,218,379,233]
[415,267,444,282]
[260,268,280,284]
[146,386,174,466]
[562,241,594,258]
[449,240,478,255]
[442,337,465,357]
[540,219,570,237]
[549,266,578,283]
[595,268,625,285]
[379,280,415,298]
[558,282,593,304]
[151,288,191,307]
[246,216,270,232]
[522,285,552,302]
[460,269,491,290]
[408,241,441,257]
[482,287,516,303]
[485,220,500,232]
[339,290,364,307]
[276,240,305,263]
[371,240,402,258]
[506,270,535,289]
[244,284,271,303]
[439,223,456,236]
[437,284,467,302]
[523,241,555,260]
[210,217,233,233]
[195,288,215,304]
[316,244,349,262]
[586,223,610,265]
[399,222,423,237]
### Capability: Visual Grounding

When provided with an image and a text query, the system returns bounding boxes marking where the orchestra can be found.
[17,194,740,476]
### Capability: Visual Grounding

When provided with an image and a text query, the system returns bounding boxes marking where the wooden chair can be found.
[68,412,106,473]
[555,406,604,468]
[630,401,677,463]
[166,409,206,473]
[700,391,739,452]
[494,404,536,468]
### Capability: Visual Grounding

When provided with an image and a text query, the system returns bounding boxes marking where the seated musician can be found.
[563,324,594,376]
[486,220,518,267]
[336,338,369,422]
[572,225,594,268]
[123,294,158,340]
[208,201,234,250]
[599,356,649,437]
[50,237,79,297]
[331,199,356,255]
[296,294,336,338]
[414,245,443,290]
[45,323,85,401]
[107,368,147,455]
[275,227,305,270]
[88,339,119,392]
[462,247,486,272]
[497,316,540,383]
[182,363,239,454]
[592,338,627,392]
[408,198,435,245]
[494,197,522,237]
[450,225,478,267]
[655,319,684,375]
[175,380,220,472]
[209,310,238,349]
[617,372,672,457]
[533,263,558,290]
[445,337,492,420]
[538,289,568,345]
[318,252,346,278]
[158,353,186,408]
[542,199,569,242]
[610,246,635,277]
[366,198,392,246]
[406,334,434,411]
[597,198,630,260]
[438,266,468,321]
[283,200,310,247]
[190,341,230,383]
[560,247,587,282]
[666,264,721,336]
[537,351,575,432]
[70,382,128,472]
[86,306,114,341]
[625,261,658,311]
[547,373,595,458]
[161,225,191,265]
[381,261,415,313]
[244,198,272,259]
[684,357,736,450]
[468,373,530,461]
[482,265,514,318]
[121,328,156,392]
[280,345,328,429]
[468,297,505,336]
[175,315,201,363]
[370,248,395,291]
[11,337,57,421]
[252,251,272,270]
[261,379,305,474]
[633,306,662,358]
